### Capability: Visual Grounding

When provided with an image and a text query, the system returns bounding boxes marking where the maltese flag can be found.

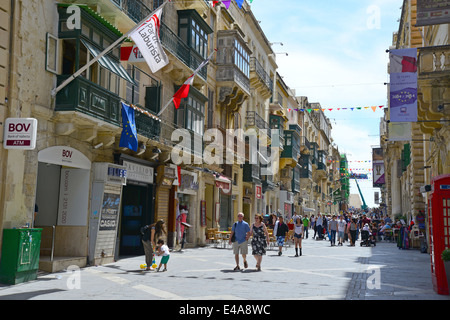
[389,48,417,73]
[172,50,216,109]
[173,75,195,109]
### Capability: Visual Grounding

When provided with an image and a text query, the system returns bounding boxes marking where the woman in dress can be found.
[249,214,271,271]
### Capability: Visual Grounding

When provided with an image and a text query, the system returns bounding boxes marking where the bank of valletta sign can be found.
[3,118,38,150]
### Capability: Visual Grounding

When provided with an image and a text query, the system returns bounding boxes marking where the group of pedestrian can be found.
[229,212,308,272]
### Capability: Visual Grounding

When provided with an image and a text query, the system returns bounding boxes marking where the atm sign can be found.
[3,118,38,150]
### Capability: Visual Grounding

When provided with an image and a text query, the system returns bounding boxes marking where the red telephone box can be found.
[428,174,450,295]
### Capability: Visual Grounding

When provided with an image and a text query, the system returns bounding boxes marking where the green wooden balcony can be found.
[55,75,121,125]
[55,75,160,140]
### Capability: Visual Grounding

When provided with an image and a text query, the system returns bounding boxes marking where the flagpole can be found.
[51,0,171,97]
[157,98,175,118]
[157,49,217,117]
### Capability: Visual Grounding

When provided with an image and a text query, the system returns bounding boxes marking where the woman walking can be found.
[349,217,358,246]
[250,214,271,271]
[294,217,304,256]
[141,219,166,271]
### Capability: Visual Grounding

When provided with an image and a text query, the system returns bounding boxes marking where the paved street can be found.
[0,235,449,302]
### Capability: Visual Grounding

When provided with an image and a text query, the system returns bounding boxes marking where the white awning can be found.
[302,207,315,212]
[81,39,136,85]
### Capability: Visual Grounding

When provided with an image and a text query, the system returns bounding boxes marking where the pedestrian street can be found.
[0,234,448,301]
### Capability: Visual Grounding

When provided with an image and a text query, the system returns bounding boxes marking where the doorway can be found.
[119,183,154,256]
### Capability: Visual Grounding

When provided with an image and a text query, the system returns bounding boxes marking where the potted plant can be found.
[442,249,450,292]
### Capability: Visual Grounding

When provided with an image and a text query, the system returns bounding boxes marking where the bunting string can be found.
[286,106,385,113]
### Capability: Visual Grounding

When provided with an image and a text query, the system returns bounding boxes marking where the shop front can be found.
[279,190,294,221]
[35,146,91,272]
[173,167,199,248]
[155,165,177,247]
[117,156,156,256]
[215,175,232,230]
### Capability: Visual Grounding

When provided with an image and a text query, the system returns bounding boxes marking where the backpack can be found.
[140,225,151,242]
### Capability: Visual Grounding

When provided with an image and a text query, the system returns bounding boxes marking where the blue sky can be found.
[251,0,404,208]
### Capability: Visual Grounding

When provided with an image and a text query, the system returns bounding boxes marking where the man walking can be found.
[337,215,347,246]
[229,212,250,271]
[329,215,338,246]
[315,214,323,240]
[274,215,289,256]
[302,215,310,239]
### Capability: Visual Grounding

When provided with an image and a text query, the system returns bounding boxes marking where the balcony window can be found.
[175,86,207,136]
[178,10,213,59]
[234,39,250,78]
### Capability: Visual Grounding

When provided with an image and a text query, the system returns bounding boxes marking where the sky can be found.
[250,0,404,208]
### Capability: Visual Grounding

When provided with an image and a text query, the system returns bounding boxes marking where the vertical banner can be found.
[200,200,207,227]
[372,148,385,188]
[389,48,418,122]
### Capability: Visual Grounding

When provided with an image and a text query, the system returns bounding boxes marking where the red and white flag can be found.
[128,8,169,73]
[172,50,217,109]
[389,48,417,73]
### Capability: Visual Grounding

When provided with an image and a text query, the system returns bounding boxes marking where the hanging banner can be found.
[388,122,412,141]
[372,148,385,188]
[389,48,418,122]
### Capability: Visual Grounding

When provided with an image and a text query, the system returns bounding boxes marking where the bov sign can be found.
[171,127,281,176]
[3,118,38,150]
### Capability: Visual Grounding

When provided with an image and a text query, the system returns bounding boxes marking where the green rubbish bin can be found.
[0,228,42,285]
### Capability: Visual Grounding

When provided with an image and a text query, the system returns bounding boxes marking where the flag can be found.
[128,8,169,73]
[389,48,417,73]
[120,102,138,152]
[235,0,244,8]
[172,50,216,109]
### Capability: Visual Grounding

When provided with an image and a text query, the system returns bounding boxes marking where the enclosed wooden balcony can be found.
[216,30,251,110]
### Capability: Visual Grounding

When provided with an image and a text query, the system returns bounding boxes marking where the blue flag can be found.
[119,102,138,152]
[235,0,243,8]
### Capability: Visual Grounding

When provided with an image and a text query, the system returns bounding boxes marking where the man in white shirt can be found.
[315,214,323,240]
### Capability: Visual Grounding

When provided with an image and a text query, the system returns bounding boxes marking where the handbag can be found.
[231,222,237,242]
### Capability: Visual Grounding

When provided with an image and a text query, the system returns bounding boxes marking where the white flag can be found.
[129,8,169,73]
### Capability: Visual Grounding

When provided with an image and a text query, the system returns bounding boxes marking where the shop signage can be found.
[3,118,37,150]
[38,146,91,170]
[99,184,121,231]
[255,185,262,199]
[123,161,153,184]
[179,174,199,191]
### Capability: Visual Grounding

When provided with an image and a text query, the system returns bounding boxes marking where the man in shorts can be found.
[229,212,250,271]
